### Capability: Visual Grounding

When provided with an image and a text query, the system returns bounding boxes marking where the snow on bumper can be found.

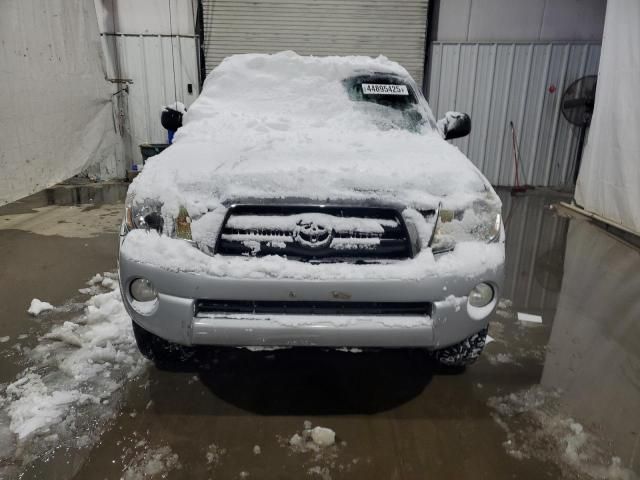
[118,231,504,349]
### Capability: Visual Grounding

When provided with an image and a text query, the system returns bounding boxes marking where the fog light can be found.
[130,278,157,302]
[468,283,494,308]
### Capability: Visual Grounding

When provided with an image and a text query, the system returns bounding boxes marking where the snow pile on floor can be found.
[0,272,145,467]
[495,298,514,319]
[289,425,336,451]
[27,299,54,316]
[281,421,347,480]
[486,352,517,366]
[205,443,226,467]
[129,51,496,219]
[123,445,181,480]
[489,386,637,479]
[4,372,97,440]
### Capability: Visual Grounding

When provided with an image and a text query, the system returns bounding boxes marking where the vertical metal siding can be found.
[202,0,429,86]
[100,33,200,165]
[428,42,601,187]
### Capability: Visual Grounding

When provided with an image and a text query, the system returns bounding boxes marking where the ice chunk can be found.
[253,445,261,455]
[0,336,9,343]
[310,427,336,447]
[289,433,303,447]
[27,299,54,316]
[205,443,226,466]
[86,273,103,285]
[5,373,92,440]
[124,445,180,480]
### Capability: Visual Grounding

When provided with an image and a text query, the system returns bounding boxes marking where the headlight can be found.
[429,202,502,254]
[468,282,494,307]
[125,199,164,233]
[130,278,157,302]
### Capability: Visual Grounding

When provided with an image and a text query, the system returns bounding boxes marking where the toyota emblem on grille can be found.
[293,220,333,248]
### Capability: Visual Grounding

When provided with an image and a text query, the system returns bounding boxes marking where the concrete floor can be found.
[0,185,639,479]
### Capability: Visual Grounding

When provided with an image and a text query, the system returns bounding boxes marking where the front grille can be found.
[195,300,432,317]
[215,205,412,261]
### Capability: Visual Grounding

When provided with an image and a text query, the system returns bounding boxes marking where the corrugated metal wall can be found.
[202,0,429,85]
[100,33,200,165]
[428,42,601,187]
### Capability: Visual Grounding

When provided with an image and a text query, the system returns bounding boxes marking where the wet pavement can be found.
[0,185,639,479]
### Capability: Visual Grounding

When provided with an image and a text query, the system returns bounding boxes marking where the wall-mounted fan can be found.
[561,75,597,183]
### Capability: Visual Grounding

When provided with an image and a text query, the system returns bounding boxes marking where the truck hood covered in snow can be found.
[129,51,496,218]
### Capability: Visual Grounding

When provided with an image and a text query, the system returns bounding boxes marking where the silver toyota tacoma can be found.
[118,52,504,367]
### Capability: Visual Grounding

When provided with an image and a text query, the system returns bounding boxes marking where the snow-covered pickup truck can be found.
[119,51,504,367]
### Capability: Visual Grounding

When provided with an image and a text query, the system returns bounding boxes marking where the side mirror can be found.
[437,112,471,140]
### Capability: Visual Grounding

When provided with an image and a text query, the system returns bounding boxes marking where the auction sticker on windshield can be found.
[362,84,409,95]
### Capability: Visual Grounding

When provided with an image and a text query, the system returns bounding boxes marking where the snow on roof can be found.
[130,51,495,217]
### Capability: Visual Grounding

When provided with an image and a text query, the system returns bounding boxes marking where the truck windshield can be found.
[343,74,428,132]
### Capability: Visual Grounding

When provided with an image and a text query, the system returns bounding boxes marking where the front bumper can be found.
[119,245,504,350]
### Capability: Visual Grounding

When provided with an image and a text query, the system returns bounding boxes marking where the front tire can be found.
[433,327,488,367]
[131,321,195,365]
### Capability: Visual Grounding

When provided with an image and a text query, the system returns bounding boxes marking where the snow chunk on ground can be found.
[287,423,337,452]
[205,443,226,466]
[489,386,638,479]
[253,445,261,455]
[0,336,9,343]
[310,427,336,447]
[5,373,96,440]
[123,445,181,480]
[282,421,349,480]
[1,272,145,470]
[87,273,103,285]
[27,299,54,316]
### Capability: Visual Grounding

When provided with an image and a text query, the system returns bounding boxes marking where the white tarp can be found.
[575,0,640,235]
[0,0,122,206]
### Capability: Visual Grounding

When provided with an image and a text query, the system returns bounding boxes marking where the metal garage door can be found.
[202,0,429,86]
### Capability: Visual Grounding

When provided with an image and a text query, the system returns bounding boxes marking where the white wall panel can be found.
[202,0,429,86]
[428,42,601,187]
[100,33,200,166]
[94,0,197,35]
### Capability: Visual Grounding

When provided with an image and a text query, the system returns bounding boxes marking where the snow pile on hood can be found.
[129,51,493,218]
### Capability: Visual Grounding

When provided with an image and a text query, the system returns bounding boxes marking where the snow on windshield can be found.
[128,51,494,218]
[343,75,430,132]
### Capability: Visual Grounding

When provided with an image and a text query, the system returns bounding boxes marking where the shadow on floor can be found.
[145,347,465,416]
